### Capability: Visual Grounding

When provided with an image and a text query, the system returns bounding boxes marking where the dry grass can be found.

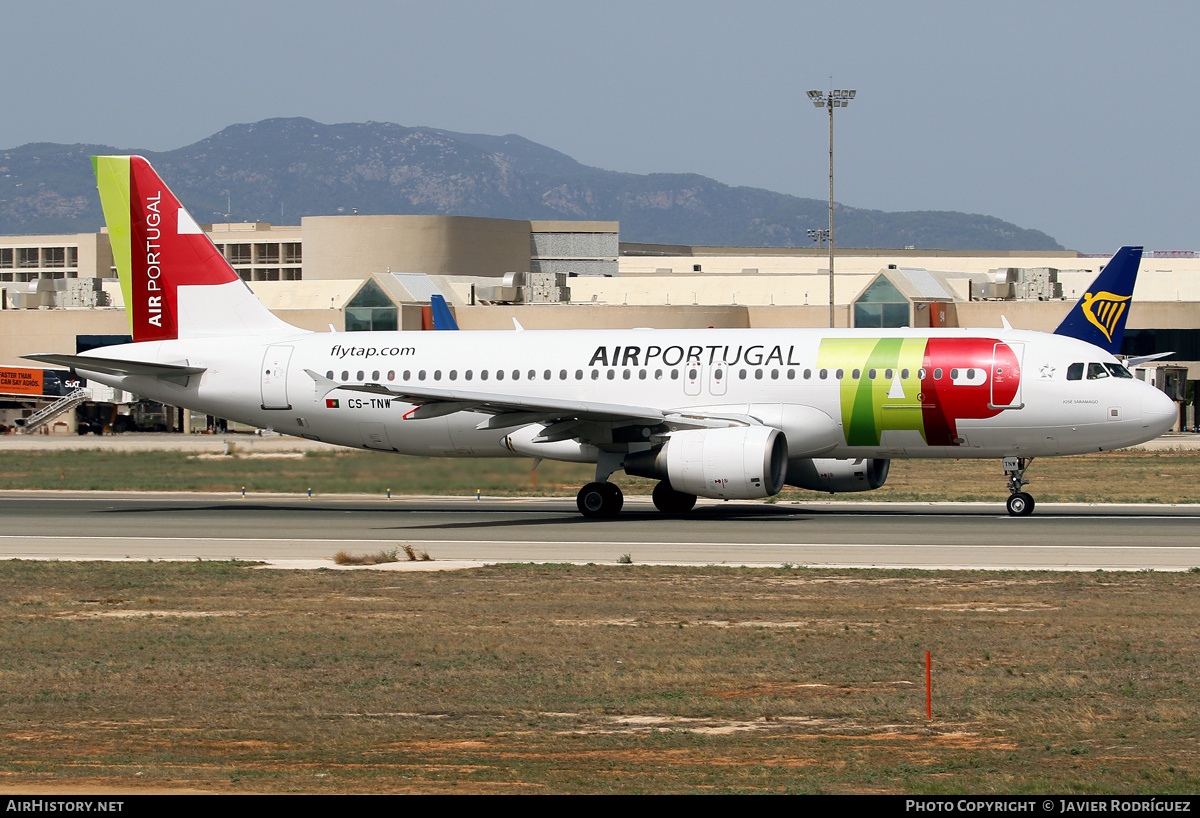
[1,561,1199,794]
[333,548,401,566]
[3,448,1200,504]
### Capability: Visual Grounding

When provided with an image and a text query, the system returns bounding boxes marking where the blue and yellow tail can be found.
[1054,246,1142,354]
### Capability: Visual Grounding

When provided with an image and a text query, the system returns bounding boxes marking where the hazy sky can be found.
[2,0,1195,252]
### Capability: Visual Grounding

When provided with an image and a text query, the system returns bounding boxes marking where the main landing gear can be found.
[1003,456,1035,516]
[577,482,624,518]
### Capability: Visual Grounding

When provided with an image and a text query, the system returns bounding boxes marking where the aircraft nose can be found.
[1141,387,1178,435]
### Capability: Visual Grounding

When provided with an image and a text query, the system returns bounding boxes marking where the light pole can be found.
[807,86,855,327]
[807,227,829,248]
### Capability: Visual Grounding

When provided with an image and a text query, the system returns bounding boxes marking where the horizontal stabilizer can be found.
[23,353,205,386]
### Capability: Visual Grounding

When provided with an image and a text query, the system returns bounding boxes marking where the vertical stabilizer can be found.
[1054,245,1142,354]
[430,294,460,330]
[93,156,297,342]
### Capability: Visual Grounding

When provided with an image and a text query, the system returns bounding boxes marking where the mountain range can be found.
[0,117,1064,251]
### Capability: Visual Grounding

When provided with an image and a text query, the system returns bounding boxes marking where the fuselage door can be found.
[261,345,293,410]
[991,342,1024,410]
[709,362,728,396]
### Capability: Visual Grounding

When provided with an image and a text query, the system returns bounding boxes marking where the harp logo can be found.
[1080,290,1131,344]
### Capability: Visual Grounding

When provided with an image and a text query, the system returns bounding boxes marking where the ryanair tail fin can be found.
[93,156,296,343]
[1054,245,1142,354]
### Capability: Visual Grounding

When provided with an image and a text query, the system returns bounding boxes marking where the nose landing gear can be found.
[1003,456,1035,516]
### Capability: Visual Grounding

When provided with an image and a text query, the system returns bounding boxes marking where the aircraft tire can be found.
[578,482,622,518]
[652,481,697,514]
[1006,492,1035,516]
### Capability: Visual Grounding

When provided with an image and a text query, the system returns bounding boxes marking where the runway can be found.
[2,491,1199,570]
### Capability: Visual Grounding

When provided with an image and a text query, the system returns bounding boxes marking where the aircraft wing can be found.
[305,369,751,430]
[23,353,206,385]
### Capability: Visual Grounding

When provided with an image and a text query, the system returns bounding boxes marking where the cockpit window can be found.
[1087,363,1109,380]
[1067,363,1084,381]
[1105,363,1134,378]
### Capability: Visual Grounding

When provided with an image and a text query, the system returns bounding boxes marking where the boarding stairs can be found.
[18,388,91,434]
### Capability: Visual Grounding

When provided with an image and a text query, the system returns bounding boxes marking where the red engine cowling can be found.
[786,458,890,493]
[625,426,788,499]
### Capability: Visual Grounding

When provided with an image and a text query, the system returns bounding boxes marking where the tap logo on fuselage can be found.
[819,337,1022,448]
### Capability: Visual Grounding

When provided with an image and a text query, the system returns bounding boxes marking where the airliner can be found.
[26,157,1178,517]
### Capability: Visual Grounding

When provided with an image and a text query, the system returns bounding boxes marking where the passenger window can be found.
[325,370,334,380]
[372,370,380,381]
[739,369,747,379]
[481,370,489,381]
[403,370,411,381]
[576,370,584,380]
[933,368,943,380]
[387,371,395,381]
[819,369,828,380]
[418,370,426,381]
[770,369,779,380]
[950,368,959,379]
[449,370,457,381]
[754,370,763,380]
[639,369,647,380]
[852,369,861,379]
[885,369,893,379]
[607,370,615,380]
[714,369,723,381]
[433,370,442,381]
[591,370,599,380]
[900,369,909,379]
[655,369,663,380]
[787,369,795,379]
[496,370,504,381]
[917,368,926,380]
[1067,363,1083,381]
[544,370,552,380]
[464,371,472,381]
[356,370,364,381]
[623,370,631,380]
[512,370,520,380]
[1087,363,1109,379]
[835,369,844,380]
[670,370,679,380]
[560,370,568,380]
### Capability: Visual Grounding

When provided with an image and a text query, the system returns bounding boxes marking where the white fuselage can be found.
[78,325,1177,464]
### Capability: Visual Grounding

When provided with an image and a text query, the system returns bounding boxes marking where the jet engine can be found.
[786,457,890,493]
[625,426,787,499]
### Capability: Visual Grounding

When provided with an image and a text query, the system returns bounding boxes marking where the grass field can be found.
[1,447,1199,504]
[1,561,1198,794]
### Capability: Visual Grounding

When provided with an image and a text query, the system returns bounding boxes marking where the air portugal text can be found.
[588,344,804,368]
[143,190,165,329]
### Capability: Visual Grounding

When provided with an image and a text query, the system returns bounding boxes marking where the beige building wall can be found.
[0,309,129,366]
[301,215,532,279]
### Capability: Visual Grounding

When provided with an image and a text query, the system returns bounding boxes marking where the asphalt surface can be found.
[2,492,1198,571]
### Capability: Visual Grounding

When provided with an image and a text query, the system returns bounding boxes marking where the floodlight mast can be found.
[807,86,855,328]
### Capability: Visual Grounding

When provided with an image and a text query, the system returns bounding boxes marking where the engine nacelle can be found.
[786,457,890,494]
[625,426,787,500]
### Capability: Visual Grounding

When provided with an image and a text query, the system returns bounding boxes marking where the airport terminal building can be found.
[1,214,1196,433]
